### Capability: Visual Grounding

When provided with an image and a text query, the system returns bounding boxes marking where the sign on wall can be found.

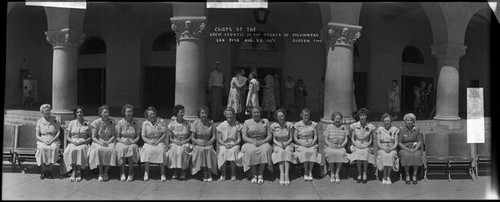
[25,0,86,9]
[207,0,267,9]
[467,87,485,143]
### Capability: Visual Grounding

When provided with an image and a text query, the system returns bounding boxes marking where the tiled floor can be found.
[2,163,497,200]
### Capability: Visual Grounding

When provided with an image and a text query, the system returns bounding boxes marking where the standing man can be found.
[208,61,224,121]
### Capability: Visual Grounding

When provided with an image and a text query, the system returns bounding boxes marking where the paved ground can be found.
[2,162,497,200]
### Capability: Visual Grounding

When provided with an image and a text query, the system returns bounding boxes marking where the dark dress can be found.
[398,126,423,166]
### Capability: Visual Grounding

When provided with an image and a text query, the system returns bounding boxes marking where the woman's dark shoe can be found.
[47,171,53,179]
[405,175,411,185]
[40,171,46,179]
[356,176,362,183]
[412,180,418,185]
[362,179,367,184]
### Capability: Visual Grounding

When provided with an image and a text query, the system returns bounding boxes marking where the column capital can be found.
[321,22,362,49]
[45,28,85,49]
[431,42,467,60]
[170,16,208,41]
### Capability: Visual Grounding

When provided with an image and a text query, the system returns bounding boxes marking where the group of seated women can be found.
[35,103,423,186]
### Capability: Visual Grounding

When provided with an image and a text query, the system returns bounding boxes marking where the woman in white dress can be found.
[63,106,91,182]
[246,72,260,114]
[89,105,117,182]
[216,107,243,181]
[115,104,141,182]
[140,107,168,181]
[227,69,246,115]
[35,104,61,180]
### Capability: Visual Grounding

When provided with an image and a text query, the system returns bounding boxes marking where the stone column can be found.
[431,42,466,120]
[320,22,362,124]
[170,16,207,120]
[45,28,85,122]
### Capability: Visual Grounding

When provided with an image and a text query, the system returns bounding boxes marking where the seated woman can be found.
[241,106,273,184]
[63,106,91,182]
[89,105,117,182]
[293,108,322,181]
[190,106,218,182]
[375,113,399,185]
[36,104,61,180]
[347,108,376,184]
[270,108,295,186]
[216,107,242,181]
[323,112,349,183]
[115,104,141,182]
[167,105,192,180]
[398,113,423,185]
[140,107,168,181]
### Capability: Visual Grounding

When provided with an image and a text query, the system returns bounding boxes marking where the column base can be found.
[51,110,74,125]
[433,115,461,121]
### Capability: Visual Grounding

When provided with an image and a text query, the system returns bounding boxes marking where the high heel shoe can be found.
[412,176,418,185]
[405,176,411,185]
[251,176,257,184]
[356,175,362,183]
[257,175,264,184]
[144,172,149,181]
[161,175,166,182]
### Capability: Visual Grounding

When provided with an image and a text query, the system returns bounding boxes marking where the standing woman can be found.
[347,108,376,184]
[227,69,246,117]
[115,104,141,182]
[388,80,400,120]
[284,76,295,111]
[323,112,349,183]
[167,105,192,180]
[293,108,322,181]
[63,106,91,182]
[89,105,117,181]
[273,74,281,108]
[35,104,61,179]
[295,79,307,110]
[262,74,276,118]
[375,113,399,185]
[241,106,273,184]
[398,113,423,185]
[190,106,218,182]
[140,107,168,181]
[216,107,242,181]
[246,72,260,114]
[270,108,295,186]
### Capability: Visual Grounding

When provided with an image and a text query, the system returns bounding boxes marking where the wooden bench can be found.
[3,123,19,169]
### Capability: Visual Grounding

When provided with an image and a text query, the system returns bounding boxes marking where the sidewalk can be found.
[2,163,496,200]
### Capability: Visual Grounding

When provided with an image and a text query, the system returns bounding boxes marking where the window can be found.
[402,46,424,64]
[152,31,177,51]
[79,37,106,55]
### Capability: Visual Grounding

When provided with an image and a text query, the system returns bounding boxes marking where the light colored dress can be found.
[228,77,245,113]
[167,119,192,169]
[398,126,423,166]
[246,78,260,108]
[35,116,61,166]
[140,118,168,164]
[347,121,375,164]
[216,121,243,169]
[262,75,276,112]
[270,122,295,164]
[241,119,273,172]
[115,118,140,165]
[88,118,117,169]
[63,119,90,173]
[388,85,400,112]
[284,81,295,108]
[293,121,322,164]
[376,126,399,171]
[323,124,349,164]
[190,119,218,175]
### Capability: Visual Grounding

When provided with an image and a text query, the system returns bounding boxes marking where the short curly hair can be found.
[331,112,343,120]
[144,106,158,119]
[73,106,85,117]
[300,108,311,118]
[403,113,416,122]
[40,104,51,113]
[98,105,110,117]
[381,113,392,121]
[274,108,287,120]
[197,106,210,118]
[173,104,185,116]
[357,108,370,117]
[121,103,134,117]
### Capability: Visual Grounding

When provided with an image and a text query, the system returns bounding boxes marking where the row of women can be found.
[35,103,423,186]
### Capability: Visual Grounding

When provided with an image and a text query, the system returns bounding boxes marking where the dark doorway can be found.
[401,75,434,118]
[78,68,106,107]
[144,66,175,115]
[354,72,368,110]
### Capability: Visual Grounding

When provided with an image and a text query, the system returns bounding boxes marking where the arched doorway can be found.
[78,37,107,107]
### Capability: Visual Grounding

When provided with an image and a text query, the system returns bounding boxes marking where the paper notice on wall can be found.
[467,88,485,143]
[26,0,86,9]
[207,0,268,9]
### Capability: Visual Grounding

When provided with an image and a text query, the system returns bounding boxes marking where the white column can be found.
[170,17,207,120]
[431,42,466,120]
[321,22,362,124]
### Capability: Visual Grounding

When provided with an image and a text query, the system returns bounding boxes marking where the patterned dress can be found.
[140,118,167,164]
[35,116,61,166]
[167,119,192,169]
[293,121,322,164]
[323,124,349,164]
[63,119,91,173]
[115,118,141,165]
[270,122,295,164]
[246,78,260,108]
[262,75,276,112]
[241,119,273,172]
[216,121,243,169]
[347,121,375,164]
[228,77,245,113]
[376,126,399,171]
[190,119,218,175]
[398,126,423,166]
[88,118,117,169]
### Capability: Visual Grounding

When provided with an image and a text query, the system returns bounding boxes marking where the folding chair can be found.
[423,132,450,181]
[448,132,475,181]
[3,123,19,168]
[475,130,491,178]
